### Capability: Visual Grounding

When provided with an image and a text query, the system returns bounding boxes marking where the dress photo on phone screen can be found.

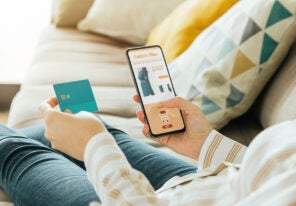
[137,67,155,97]
[126,45,185,137]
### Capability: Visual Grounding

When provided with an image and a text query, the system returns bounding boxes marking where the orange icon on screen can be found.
[159,110,169,123]
[159,110,173,129]
[162,124,173,129]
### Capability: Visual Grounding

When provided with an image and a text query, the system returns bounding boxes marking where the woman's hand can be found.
[39,97,107,161]
[133,95,212,160]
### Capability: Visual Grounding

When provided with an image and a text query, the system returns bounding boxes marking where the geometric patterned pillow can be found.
[169,0,296,129]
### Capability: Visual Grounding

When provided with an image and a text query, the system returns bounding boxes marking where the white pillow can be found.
[169,0,296,129]
[78,0,183,45]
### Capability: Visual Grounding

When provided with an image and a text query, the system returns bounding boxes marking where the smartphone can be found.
[126,45,185,137]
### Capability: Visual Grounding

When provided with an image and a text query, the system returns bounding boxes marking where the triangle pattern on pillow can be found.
[240,18,262,44]
[201,95,222,115]
[231,50,256,79]
[266,0,293,28]
[217,37,236,61]
[206,71,228,88]
[260,33,278,64]
[194,57,212,78]
[186,86,201,101]
[226,84,245,108]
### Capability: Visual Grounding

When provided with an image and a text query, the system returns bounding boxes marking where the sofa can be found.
[1,0,295,205]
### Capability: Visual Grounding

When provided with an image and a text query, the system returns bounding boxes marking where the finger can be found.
[142,124,150,137]
[44,129,53,141]
[39,97,59,115]
[64,109,73,114]
[50,142,58,150]
[136,110,145,124]
[133,94,140,103]
[39,98,55,116]
[47,97,58,108]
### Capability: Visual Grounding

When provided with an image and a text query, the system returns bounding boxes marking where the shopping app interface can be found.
[128,47,184,135]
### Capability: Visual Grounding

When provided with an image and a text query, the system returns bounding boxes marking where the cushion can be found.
[146,0,239,63]
[7,26,138,129]
[255,42,296,128]
[77,0,183,45]
[169,0,296,129]
[52,0,94,27]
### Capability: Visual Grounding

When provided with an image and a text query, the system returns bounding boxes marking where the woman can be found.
[0,95,295,205]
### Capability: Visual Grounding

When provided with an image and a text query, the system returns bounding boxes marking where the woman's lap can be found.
[103,123,198,189]
[0,121,197,205]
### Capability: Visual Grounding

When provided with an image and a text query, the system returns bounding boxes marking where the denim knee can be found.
[0,125,22,137]
[0,134,46,173]
[0,135,29,165]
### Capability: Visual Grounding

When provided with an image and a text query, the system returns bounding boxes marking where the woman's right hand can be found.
[133,95,212,160]
[39,97,107,161]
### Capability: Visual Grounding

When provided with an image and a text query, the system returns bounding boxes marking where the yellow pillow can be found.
[146,0,238,63]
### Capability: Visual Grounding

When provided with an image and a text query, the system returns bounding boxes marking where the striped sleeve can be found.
[84,132,167,206]
[198,130,247,169]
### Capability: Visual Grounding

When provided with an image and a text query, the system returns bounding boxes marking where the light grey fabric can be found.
[255,42,296,128]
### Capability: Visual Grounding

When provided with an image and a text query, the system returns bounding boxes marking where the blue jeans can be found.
[0,122,197,206]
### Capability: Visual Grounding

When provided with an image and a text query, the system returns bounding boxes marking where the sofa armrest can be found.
[254,41,296,128]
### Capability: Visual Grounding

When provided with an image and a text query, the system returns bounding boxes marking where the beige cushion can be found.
[255,42,296,128]
[52,0,94,27]
[8,26,139,129]
[78,0,183,45]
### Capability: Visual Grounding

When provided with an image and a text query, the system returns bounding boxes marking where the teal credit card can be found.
[53,79,98,113]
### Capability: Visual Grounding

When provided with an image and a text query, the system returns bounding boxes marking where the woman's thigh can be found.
[19,122,198,190]
[19,124,86,169]
[104,123,198,190]
[0,126,99,206]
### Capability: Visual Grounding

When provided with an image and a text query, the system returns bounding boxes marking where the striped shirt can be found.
[85,120,296,205]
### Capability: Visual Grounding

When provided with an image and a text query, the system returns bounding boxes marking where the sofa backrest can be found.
[51,0,94,27]
[255,41,296,128]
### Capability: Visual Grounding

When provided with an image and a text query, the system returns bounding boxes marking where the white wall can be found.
[0,0,51,83]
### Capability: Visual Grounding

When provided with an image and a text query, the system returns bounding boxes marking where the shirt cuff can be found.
[198,130,247,169]
[84,131,120,175]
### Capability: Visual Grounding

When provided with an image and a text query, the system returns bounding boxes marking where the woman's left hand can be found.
[39,97,107,161]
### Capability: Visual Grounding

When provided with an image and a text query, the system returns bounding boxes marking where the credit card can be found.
[53,79,98,113]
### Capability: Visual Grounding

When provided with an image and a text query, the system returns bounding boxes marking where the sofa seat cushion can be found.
[8,26,140,128]
[220,111,263,146]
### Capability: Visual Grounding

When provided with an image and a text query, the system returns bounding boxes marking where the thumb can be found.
[160,97,186,110]
[64,109,73,114]
[39,97,59,116]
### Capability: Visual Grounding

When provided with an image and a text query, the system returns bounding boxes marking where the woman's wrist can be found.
[191,128,213,160]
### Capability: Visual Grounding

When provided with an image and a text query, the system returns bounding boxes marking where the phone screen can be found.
[126,46,185,137]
